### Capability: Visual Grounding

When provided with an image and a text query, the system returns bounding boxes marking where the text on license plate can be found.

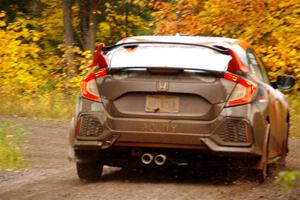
[145,95,180,113]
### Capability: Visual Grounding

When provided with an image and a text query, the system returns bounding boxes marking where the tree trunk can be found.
[62,0,76,78]
[62,0,75,46]
[86,0,98,52]
[78,0,89,49]
[79,0,99,52]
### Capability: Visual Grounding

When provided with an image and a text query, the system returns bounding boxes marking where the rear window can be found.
[107,44,231,72]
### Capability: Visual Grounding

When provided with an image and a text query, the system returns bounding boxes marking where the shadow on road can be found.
[98,165,252,185]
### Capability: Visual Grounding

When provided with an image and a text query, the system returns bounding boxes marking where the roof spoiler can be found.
[88,44,108,68]
[212,44,249,74]
[226,48,249,73]
[102,41,230,54]
[89,42,249,74]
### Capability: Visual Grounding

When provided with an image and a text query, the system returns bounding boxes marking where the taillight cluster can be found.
[224,72,257,107]
[80,68,107,102]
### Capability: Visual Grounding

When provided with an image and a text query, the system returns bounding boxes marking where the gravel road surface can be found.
[0,117,299,200]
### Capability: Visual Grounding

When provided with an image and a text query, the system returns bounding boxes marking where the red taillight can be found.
[224,72,257,107]
[224,72,239,82]
[80,68,107,102]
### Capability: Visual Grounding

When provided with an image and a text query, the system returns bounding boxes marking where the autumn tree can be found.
[0,0,153,95]
[152,0,300,87]
[62,0,153,50]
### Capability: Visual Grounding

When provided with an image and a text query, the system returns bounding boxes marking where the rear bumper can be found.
[73,137,256,156]
[71,101,260,157]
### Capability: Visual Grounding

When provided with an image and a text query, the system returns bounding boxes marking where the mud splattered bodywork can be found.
[69,36,294,182]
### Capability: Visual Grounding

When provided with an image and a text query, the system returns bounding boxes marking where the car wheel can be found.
[76,161,103,181]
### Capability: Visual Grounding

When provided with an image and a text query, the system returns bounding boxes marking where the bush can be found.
[275,171,300,191]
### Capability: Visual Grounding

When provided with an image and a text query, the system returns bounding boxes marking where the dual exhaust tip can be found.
[141,153,167,166]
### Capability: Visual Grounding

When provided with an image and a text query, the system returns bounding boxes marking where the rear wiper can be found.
[107,67,147,74]
[102,42,230,55]
[183,69,224,78]
[107,67,224,77]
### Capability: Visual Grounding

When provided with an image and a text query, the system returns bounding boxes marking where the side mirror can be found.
[271,75,295,90]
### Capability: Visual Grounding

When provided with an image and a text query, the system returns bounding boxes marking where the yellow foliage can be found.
[152,0,300,86]
[0,15,46,96]
[38,0,63,41]
[0,0,153,99]
[0,4,91,97]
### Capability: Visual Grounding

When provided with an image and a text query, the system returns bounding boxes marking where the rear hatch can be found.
[98,69,236,120]
[97,43,237,120]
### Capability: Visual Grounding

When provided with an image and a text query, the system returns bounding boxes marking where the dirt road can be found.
[0,117,299,200]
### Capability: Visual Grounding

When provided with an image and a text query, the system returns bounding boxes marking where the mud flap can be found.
[68,117,76,161]
[255,124,270,170]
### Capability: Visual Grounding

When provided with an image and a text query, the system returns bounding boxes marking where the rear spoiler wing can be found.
[102,41,230,54]
[89,42,249,74]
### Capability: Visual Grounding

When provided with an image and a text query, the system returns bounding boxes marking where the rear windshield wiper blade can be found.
[107,67,225,77]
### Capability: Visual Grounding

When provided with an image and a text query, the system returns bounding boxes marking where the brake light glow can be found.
[80,68,107,102]
[224,72,239,82]
[224,72,257,106]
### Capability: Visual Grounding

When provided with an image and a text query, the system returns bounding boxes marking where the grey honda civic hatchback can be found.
[68,36,295,182]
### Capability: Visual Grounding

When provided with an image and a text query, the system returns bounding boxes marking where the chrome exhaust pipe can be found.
[154,154,167,166]
[141,153,154,165]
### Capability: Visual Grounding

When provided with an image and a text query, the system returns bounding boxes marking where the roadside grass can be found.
[275,171,300,191]
[0,92,77,120]
[0,120,26,169]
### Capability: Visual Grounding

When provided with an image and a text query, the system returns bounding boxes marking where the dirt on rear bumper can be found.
[72,108,258,156]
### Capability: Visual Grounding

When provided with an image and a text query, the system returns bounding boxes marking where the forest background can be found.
[0,0,299,136]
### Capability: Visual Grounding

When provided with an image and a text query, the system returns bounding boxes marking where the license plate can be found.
[145,95,180,113]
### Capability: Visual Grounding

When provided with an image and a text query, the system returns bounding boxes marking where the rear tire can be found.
[76,161,103,181]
